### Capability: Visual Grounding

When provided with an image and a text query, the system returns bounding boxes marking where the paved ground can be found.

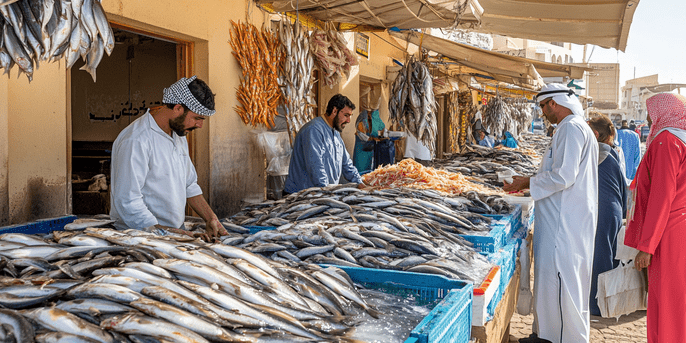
[507,259,647,342]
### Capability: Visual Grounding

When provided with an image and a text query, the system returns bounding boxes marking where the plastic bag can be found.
[615,225,640,262]
[596,260,647,318]
[251,129,292,176]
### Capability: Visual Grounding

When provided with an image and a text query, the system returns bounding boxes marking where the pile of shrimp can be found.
[362,159,504,196]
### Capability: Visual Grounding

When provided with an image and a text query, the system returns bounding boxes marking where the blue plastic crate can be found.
[485,240,520,315]
[328,266,473,343]
[0,215,77,235]
[459,222,506,254]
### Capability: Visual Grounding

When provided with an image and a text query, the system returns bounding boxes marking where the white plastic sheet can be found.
[251,130,292,176]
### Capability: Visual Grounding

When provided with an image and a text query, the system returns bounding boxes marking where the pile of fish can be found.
[277,18,315,142]
[229,20,283,129]
[308,21,357,88]
[0,228,382,342]
[225,184,503,283]
[0,0,115,82]
[434,144,540,187]
[389,56,437,156]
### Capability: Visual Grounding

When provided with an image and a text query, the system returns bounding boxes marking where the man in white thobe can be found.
[505,83,598,343]
[110,76,226,241]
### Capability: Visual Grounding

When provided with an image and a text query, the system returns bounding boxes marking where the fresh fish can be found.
[56,298,134,316]
[100,313,209,343]
[36,332,101,343]
[66,282,142,303]
[23,307,114,343]
[0,309,34,343]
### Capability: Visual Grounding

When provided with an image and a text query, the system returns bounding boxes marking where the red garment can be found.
[625,131,686,343]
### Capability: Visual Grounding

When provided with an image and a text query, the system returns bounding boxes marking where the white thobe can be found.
[530,114,598,343]
[110,111,202,230]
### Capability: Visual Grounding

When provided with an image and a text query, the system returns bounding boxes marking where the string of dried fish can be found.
[308,21,357,88]
[278,18,315,142]
[0,0,114,82]
[362,158,504,196]
[229,20,284,128]
[388,56,437,156]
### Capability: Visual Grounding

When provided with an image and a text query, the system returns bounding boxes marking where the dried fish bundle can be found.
[389,56,437,156]
[448,91,460,153]
[229,20,284,128]
[457,90,473,149]
[503,97,534,140]
[0,0,114,82]
[308,22,357,88]
[482,95,507,139]
[278,18,315,142]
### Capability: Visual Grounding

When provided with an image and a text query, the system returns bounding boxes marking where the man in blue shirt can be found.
[284,94,364,194]
[477,129,496,148]
[616,120,641,181]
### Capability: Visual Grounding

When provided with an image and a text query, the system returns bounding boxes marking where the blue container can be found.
[0,215,77,235]
[329,266,473,343]
[485,240,520,315]
[242,225,277,234]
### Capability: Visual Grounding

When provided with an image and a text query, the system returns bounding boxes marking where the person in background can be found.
[616,119,641,181]
[477,129,496,148]
[628,120,636,131]
[505,83,598,343]
[626,93,686,343]
[353,109,385,174]
[500,131,518,148]
[110,76,226,241]
[587,114,628,317]
[284,94,363,194]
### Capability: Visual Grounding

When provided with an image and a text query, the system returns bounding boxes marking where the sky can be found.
[571,0,686,87]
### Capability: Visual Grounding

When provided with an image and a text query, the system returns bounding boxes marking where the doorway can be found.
[70,27,190,215]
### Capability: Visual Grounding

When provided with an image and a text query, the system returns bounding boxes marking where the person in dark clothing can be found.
[628,120,636,131]
[587,114,628,316]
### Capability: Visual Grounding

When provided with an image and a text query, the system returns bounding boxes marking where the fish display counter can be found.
[0,217,476,343]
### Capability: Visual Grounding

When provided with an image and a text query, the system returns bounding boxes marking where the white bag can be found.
[516,239,533,315]
[596,260,647,319]
[615,225,640,262]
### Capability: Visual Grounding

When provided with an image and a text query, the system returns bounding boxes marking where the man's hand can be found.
[634,251,652,270]
[503,176,530,192]
[357,182,367,190]
[205,218,228,240]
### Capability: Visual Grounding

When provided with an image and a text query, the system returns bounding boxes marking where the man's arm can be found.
[529,123,588,200]
[341,143,363,185]
[302,128,332,187]
[187,195,226,239]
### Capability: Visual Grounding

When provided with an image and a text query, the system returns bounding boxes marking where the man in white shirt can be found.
[110,76,225,240]
[505,83,598,343]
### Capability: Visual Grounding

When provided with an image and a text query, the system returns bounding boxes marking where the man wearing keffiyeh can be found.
[110,76,227,241]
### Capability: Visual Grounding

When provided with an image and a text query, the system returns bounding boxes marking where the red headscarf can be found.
[645,93,686,148]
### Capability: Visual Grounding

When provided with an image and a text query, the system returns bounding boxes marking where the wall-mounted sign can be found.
[355,33,369,58]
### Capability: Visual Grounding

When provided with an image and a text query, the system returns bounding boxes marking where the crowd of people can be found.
[106,76,681,343]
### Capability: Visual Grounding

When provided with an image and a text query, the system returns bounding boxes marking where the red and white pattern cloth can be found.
[645,93,686,148]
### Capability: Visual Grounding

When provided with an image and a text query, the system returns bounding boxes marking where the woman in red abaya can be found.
[625,93,686,343]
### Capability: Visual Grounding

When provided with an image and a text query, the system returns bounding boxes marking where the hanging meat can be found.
[278,18,315,142]
[0,0,115,82]
[308,21,357,88]
[389,56,437,156]
[229,20,284,128]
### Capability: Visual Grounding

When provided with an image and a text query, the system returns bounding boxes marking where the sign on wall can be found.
[355,33,369,58]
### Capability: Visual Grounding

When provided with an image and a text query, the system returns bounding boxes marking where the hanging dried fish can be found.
[229,20,284,128]
[278,18,315,143]
[389,56,437,156]
[308,21,357,88]
[0,0,114,82]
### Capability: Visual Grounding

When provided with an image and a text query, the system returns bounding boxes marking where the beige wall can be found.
[7,63,69,224]
[0,77,8,225]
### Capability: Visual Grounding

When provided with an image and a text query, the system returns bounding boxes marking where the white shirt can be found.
[530,114,598,343]
[110,110,202,230]
[404,134,432,160]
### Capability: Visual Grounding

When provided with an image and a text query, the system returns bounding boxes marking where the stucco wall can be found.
[0,77,8,225]
[7,63,69,224]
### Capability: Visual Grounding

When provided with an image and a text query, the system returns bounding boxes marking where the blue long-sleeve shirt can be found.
[616,128,641,180]
[284,117,362,193]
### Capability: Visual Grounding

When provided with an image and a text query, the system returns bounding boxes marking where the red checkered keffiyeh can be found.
[645,93,686,148]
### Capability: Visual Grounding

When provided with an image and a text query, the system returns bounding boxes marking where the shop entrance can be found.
[69,27,191,215]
